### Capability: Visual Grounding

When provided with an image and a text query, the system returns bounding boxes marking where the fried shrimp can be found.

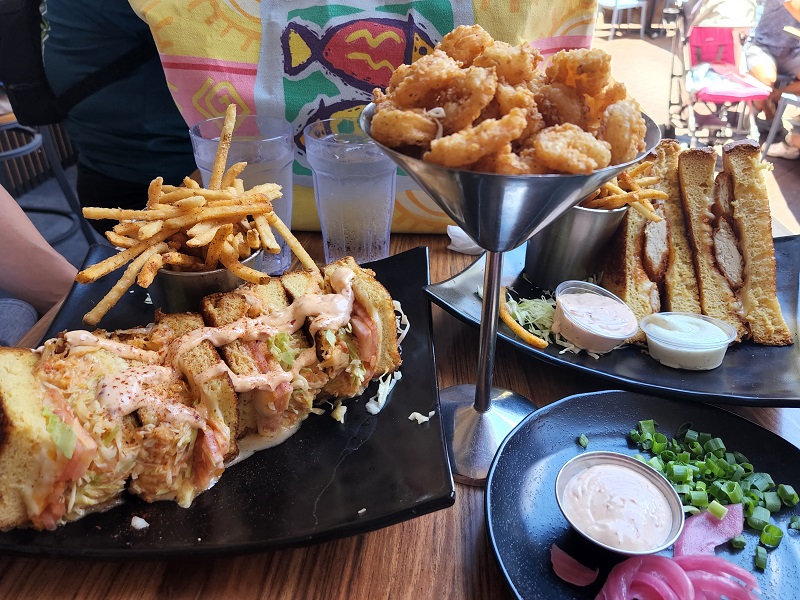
[597,99,647,164]
[534,124,612,174]
[472,41,542,86]
[386,50,462,108]
[495,83,543,141]
[423,107,527,168]
[546,48,612,96]
[437,24,495,66]
[535,83,588,129]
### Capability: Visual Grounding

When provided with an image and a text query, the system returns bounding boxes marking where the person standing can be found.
[42,0,197,234]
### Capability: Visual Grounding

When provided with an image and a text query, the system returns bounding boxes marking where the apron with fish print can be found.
[129,0,598,233]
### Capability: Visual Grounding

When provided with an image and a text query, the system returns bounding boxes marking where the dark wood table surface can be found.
[5,232,800,599]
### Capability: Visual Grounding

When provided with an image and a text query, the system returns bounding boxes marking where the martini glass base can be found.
[440,384,537,486]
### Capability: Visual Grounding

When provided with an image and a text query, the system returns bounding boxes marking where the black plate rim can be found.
[424,235,800,406]
[2,245,455,559]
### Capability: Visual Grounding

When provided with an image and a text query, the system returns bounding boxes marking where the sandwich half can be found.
[722,140,793,345]
[678,146,749,340]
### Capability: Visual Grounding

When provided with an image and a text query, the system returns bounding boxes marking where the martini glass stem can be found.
[475,250,503,413]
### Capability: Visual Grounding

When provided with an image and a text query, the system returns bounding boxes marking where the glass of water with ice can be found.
[189,114,294,275]
[304,118,397,264]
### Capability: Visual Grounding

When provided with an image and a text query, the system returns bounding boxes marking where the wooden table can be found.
[4,232,800,599]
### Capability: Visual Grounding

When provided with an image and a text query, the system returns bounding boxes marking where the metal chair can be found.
[761,92,800,161]
[597,0,648,41]
[0,114,97,245]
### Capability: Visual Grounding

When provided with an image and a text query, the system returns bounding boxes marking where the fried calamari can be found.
[370,25,647,174]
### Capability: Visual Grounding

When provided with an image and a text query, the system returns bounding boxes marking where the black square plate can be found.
[425,236,800,405]
[0,245,454,558]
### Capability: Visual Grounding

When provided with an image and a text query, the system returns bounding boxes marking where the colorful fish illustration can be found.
[294,98,367,153]
[282,15,436,92]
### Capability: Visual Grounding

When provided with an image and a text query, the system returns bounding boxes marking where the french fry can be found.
[220,241,271,284]
[499,288,547,349]
[209,103,237,190]
[186,223,223,248]
[163,204,271,231]
[159,188,200,204]
[147,177,163,207]
[625,160,654,179]
[246,228,260,249]
[633,176,660,187]
[267,211,320,274]
[173,196,207,209]
[234,231,249,259]
[83,242,168,326]
[630,199,662,222]
[137,252,164,288]
[618,171,640,191]
[83,206,184,222]
[233,178,244,195]
[113,221,141,237]
[162,251,205,270]
[220,162,247,189]
[105,231,139,249]
[203,224,233,271]
[183,176,200,189]
[138,220,164,240]
[76,228,178,284]
[253,213,281,253]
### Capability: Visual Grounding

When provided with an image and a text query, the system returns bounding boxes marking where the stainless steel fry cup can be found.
[524,205,627,291]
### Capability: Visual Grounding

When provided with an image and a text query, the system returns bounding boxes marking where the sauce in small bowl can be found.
[552,281,638,354]
[639,312,737,370]
[555,451,684,555]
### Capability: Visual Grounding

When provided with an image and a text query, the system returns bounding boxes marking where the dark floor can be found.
[10,20,800,281]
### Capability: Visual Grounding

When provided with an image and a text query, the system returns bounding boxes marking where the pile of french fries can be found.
[579,160,666,222]
[76,104,318,327]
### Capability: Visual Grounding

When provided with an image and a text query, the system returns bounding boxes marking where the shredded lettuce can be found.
[267,332,298,370]
[42,407,77,460]
[366,371,402,414]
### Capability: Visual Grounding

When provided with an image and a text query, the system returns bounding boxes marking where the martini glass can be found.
[360,104,661,485]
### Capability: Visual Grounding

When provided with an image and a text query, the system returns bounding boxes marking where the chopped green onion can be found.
[760,524,783,548]
[629,429,640,443]
[731,535,746,549]
[683,505,701,516]
[676,422,692,438]
[755,546,767,570]
[652,433,668,454]
[704,437,726,456]
[789,516,800,530]
[777,484,799,507]
[708,500,728,520]
[638,419,656,436]
[763,491,782,513]
[747,506,771,531]
[733,451,749,464]
[577,434,589,449]
[690,491,709,507]
[722,481,744,504]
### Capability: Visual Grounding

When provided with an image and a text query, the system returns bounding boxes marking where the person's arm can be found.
[0,185,77,313]
[785,1,800,22]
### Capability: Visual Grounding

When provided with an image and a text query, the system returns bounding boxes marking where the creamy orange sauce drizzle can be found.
[63,331,160,362]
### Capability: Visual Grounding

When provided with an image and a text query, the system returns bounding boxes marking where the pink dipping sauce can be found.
[552,283,638,354]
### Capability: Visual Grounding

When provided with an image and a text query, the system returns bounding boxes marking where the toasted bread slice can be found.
[152,311,240,462]
[0,348,51,531]
[722,140,793,345]
[600,208,658,344]
[655,140,702,313]
[201,279,318,439]
[678,147,748,340]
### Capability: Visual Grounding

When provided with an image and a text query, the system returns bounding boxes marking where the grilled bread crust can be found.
[722,141,793,345]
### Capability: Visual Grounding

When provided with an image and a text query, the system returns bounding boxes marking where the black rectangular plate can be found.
[425,235,800,405]
[0,245,454,558]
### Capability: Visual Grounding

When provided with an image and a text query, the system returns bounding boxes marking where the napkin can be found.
[447,226,483,255]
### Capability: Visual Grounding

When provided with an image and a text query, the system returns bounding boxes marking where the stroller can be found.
[665,0,770,146]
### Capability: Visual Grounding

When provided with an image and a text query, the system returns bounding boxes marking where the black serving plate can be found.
[486,390,800,600]
[425,235,800,405]
[0,245,454,558]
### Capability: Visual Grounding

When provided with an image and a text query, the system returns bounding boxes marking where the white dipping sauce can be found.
[641,313,733,370]
[561,463,673,552]
[552,292,638,354]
